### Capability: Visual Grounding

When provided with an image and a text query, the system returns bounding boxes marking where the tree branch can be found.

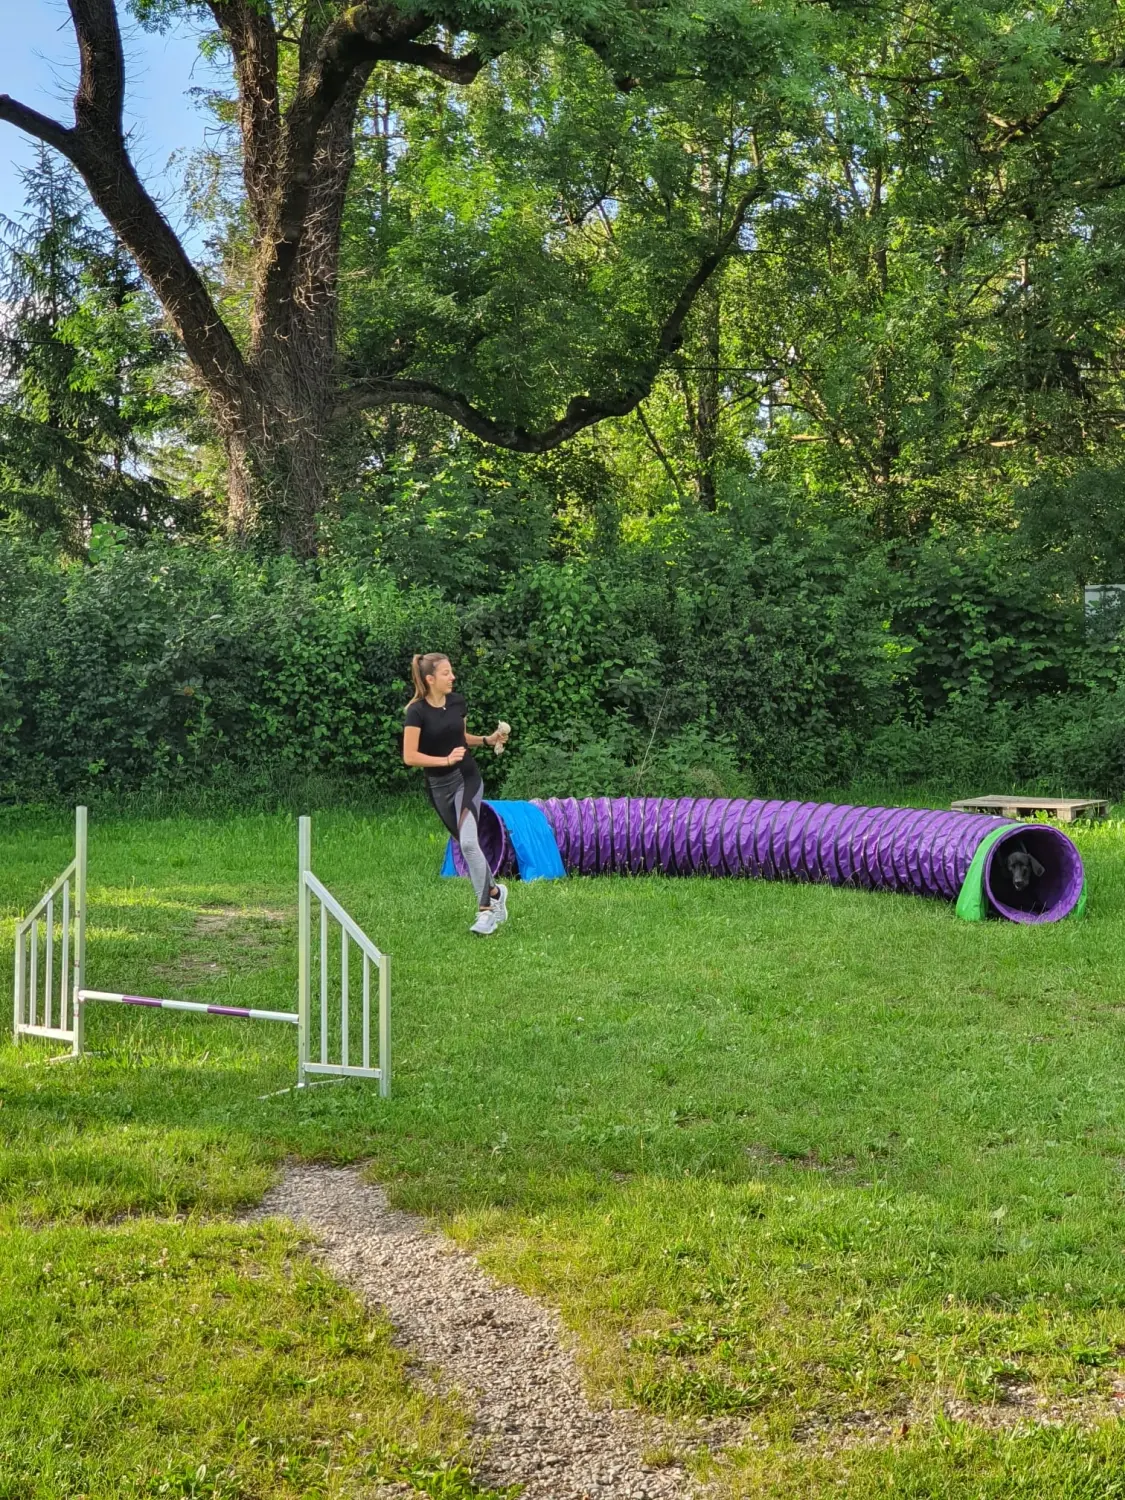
[70,0,126,137]
[207,0,282,222]
[989,85,1076,147]
[261,7,486,327]
[0,0,253,427]
[636,404,687,501]
[286,6,481,177]
[335,179,769,447]
[0,98,77,160]
[380,40,485,84]
[984,51,1125,147]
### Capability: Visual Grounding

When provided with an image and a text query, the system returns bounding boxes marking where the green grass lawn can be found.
[3,799,1125,1497]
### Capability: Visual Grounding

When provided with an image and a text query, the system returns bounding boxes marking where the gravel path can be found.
[249,1163,720,1500]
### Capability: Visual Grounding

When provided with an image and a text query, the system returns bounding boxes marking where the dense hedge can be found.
[0,539,458,800]
[1,504,1123,805]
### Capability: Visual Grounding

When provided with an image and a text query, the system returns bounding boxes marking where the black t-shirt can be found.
[404,691,479,777]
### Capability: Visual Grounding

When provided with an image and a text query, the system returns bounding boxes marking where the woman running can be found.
[403,652,510,936]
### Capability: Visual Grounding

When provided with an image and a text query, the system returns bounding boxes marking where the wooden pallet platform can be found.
[951,795,1109,824]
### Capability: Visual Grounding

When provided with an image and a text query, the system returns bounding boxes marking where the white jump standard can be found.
[13,809,390,1096]
[13,804,87,1049]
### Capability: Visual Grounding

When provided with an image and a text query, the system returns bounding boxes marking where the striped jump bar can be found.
[78,990,299,1025]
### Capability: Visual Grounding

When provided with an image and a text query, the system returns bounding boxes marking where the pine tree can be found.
[0,146,194,549]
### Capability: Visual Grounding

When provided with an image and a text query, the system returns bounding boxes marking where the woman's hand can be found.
[447,746,467,765]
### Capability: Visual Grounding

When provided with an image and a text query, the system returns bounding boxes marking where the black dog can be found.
[1005,844,1045,893]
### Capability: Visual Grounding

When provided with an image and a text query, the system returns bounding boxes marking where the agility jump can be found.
[13,808,390,1095]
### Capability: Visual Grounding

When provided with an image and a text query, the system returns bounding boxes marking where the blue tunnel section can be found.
[441,798,565,882]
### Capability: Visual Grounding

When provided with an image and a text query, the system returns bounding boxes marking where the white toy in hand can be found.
[493,721,511,755]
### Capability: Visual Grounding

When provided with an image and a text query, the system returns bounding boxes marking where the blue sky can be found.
[0,2,227,250]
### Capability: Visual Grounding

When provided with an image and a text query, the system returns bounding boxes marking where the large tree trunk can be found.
[222,399,330,555]
[223,62,362,554]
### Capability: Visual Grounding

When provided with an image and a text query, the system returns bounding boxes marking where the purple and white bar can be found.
[78,990,299,1025]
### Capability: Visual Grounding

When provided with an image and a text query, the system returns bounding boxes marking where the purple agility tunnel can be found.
[445,797,1085,923]
[531,798,1085,923]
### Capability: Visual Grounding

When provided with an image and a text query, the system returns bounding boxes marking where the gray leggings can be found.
[427,766,496,909]
[457,810,495,909]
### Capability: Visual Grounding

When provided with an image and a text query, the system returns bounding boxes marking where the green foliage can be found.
[588,0,1125,533]
[5,486,1125,804]
[0,535,458,801]
[499,722,747,799]
[865,686,1125,800]
[329,449,582,596]
[1016,467,1125,589]
[462,489,909,792]
[894,537,1084,711]
[0,149,196,548]
[329,0,816,411]
[18,0,1125,551]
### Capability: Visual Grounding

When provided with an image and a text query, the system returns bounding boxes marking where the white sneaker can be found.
[470,908,499,937]
[490,882,509,924]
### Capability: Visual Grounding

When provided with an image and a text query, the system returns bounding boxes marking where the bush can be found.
[467,493,909,795]
[863,687,1125,799]
[3,489,1125,808]
[498,723,747,800]
[0,534,458,801]
[894,536,1085,711]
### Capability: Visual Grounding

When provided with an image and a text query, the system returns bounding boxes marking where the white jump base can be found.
[13,810,389,1096]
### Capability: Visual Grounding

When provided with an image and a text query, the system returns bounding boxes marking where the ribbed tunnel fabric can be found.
[442,797,1085,923]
